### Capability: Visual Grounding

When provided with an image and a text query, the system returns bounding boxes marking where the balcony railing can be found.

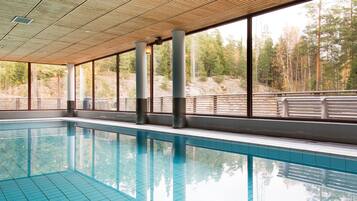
[0,97,28,110]
[153,90,357,120]
[4,90,356,120]
[0,97,66,110]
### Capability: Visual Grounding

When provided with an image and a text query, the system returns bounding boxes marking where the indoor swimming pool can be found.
[0,120,356,201]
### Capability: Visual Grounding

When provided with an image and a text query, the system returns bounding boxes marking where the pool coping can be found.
[1,117,356,158]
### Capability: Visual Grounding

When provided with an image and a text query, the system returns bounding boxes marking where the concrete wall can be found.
[76,111,357,145]
[75,110,136,122]
[186,115,357,144]
[0,110,67,119]
[1,110,356,145]
[147,113,172,126]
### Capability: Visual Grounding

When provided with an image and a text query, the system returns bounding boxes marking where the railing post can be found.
[160,97,164,113]
[321,97,328,119]
[57,98,61,109]
[282,97,288,117]
[16,98,20,110]
[213,95,217,115]
[37,98,41,109]
[193,97,197,114]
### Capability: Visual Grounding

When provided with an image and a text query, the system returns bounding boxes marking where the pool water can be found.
[0,121,356,201]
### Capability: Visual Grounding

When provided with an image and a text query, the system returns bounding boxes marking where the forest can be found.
[154,0,357,92]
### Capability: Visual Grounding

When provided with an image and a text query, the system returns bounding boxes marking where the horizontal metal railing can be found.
[153,90,357,120]
[2,90,356,120]
[0,97,66,110]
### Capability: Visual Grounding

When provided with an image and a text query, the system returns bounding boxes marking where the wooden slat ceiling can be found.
[0,0,297,65]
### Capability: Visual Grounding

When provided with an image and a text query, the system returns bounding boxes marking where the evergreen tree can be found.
[257,37,275,86]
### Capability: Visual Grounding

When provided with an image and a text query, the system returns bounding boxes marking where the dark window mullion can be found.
[92,61,95,110]
[247,17,253,117]
[28,62,31,110]
[117,54,120,112]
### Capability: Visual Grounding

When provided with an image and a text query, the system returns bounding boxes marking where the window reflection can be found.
[94,131,117,187]
[31,127,68,175]
[76,127,93,176]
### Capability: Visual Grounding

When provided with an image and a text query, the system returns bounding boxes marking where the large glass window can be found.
[0,61,28,110]
[119,51,136,111]
[95,56,117,111]
[76,62,93,110]
[185,20,247,115]
[252,0,357,119]
[31,64,67,109]
[153,40,172,113]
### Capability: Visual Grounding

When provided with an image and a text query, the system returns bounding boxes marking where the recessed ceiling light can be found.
[11,16,33,25]
[84,30,91,33]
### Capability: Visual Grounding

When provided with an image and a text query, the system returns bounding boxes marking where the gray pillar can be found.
[67,64,75,116]
[136,131,148,201]
[172,30,186,128]
[136,41,148,124]
[173,137,186,201]
[67,122,76,170]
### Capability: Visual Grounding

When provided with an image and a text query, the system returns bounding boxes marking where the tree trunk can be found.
[316,0,322,90]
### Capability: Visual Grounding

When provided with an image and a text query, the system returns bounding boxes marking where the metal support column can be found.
[136,41,148,124]
[67,64,75,116]
[172,29,186,128]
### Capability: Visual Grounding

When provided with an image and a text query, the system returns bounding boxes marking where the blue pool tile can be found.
[231,143,249,154]
[302,152,316,166]
[330,157,346,171]
[346,159,357,174]
[290,151,303,163]
[315,154,331,168]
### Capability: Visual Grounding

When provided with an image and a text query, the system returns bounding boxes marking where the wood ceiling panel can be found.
[0,0,298,64]
[5,22,47,39]
[7,38,51,59]
[35,25,74,40]
[0,0,40,17]
[58,29,96,43]
[60,43,91,54]
[0,18,12,35]
[55,0,130,29]
[55,7,101,29]
[80,13,129,33]
[79,32,118,46]
[140,0,216,23]
[84,0,169,33]
[24,41,71,60]
[28,0,85,25]
[105,17,159,35]
[0,37,28,59]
